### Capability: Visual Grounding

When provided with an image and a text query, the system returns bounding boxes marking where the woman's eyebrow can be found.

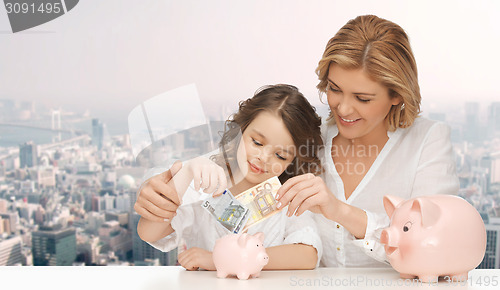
[327,78,376,96]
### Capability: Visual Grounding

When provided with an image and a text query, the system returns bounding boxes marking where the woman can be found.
[276,15,459,267]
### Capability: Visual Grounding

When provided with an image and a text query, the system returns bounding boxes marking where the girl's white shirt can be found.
[145,164,323,267]
[318,117,459,267]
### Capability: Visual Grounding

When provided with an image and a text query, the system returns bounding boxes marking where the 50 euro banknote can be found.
[201,176,283,233]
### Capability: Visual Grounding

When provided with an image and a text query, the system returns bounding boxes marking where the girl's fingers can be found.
[213,167,227,197]
[204,167,219,193]
[192,166,202,191]
[201,166,210,190]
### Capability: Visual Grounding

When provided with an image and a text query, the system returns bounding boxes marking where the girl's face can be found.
[326,64,401,143]
[236,111,296,186]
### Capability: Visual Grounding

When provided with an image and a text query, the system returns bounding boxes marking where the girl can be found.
[135,84,324,270]
[276,15,460,267]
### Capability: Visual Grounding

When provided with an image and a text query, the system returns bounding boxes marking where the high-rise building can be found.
[92,119,105,150]
[131,213,176,266]
[487,102,500,137]
[0,199,7,213]
[0,236,23,266]
[19,141,38,168]
[478,223,500,269]
[0,212,18,235]
[464,102,480,142]
[491,152,500,185]
[32,225,77,266]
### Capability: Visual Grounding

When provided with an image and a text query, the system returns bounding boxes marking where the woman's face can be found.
[236,111,296,186]
[326,63,401,142]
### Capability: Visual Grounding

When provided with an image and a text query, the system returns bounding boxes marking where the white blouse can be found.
[147,183,323,266]
[317,117,459,267]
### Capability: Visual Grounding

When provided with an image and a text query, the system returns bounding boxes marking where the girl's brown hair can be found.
[316,15,421,130]
[212,84,323,184]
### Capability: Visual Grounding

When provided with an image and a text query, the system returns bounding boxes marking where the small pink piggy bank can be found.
[381,195,486,282]
[212,232,269,280]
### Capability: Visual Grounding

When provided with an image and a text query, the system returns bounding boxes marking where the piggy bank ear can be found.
[411,198,441,228]
[383,195,404,218]
[237,233,250,248]
[254,232,265,242]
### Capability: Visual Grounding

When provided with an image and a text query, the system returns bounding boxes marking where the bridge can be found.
[0,122,86,135]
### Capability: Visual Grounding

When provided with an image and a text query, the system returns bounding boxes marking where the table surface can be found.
[0,266,499,290]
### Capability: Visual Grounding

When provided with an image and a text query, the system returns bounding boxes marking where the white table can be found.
[0,266,499,289]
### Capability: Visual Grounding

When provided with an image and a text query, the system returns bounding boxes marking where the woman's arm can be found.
[264,244,318,270]
[136,157,228,243]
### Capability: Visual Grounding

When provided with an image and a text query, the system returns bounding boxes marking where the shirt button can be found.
[336,224,340,229]
[337,247,341,251]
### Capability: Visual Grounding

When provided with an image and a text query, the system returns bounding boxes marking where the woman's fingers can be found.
[276,173,315,200]
[140,186,178,212]
[134,204,169,223]
[139,197,177,219]
[285,184,318,216]
[294,193,323,216]
[276,176,315,209]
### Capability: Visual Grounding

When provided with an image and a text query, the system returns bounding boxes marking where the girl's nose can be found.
[258,146,272,163]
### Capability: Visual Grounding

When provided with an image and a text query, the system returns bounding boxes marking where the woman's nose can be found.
[336,97,354,116]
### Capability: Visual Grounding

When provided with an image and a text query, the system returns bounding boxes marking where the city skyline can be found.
[1,0,500,136]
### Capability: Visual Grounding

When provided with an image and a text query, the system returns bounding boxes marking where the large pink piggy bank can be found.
[212,232,269,280]
[381,195,486,282]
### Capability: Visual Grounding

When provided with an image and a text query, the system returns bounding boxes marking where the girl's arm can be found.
[264,244,318,270]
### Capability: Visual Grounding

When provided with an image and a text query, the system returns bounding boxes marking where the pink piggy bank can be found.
[381,195,486,282]
[212,232,269,280]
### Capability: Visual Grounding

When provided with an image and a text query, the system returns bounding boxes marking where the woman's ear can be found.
[391,95,403,106]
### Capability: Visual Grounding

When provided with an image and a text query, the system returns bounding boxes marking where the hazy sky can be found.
[1,0,499,134]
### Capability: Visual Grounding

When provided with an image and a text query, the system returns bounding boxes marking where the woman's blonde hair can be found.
[316,15,421,131]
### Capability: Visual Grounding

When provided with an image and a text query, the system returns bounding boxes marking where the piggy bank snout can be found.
[258,252,269,266]
[381,228,399,247]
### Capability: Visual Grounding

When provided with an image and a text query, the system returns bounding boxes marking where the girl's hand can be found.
[178,247,216,271]
[275,173,339,220]
[185,157,227,196]
[134,161,182,223]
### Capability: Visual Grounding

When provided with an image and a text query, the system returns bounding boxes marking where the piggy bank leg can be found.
[449,273,468,282]
[216,270,228,279]
[236,272,250,280]
[251,272,261,278]
[400,273,416,279]
[418,275,438,283]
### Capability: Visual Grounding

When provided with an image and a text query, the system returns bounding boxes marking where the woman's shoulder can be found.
[400,117,451,141]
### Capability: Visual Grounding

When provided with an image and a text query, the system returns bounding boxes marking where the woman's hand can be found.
[134,161,182,223]
[275,173,340,220]
[178,247,216,271]
[185,156,227,196]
